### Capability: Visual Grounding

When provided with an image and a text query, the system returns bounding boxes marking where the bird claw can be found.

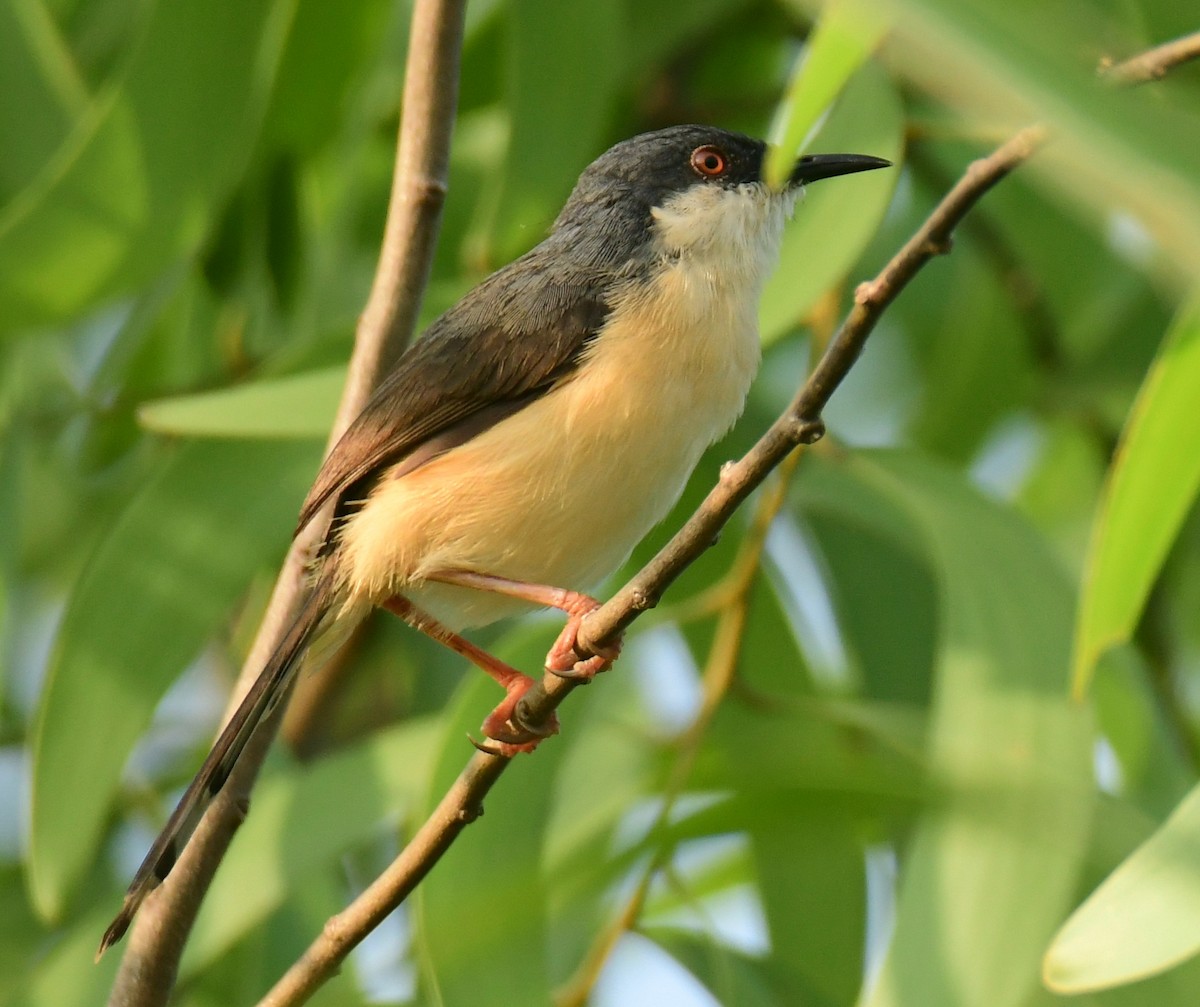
[479,675,559,755]
[544,606,623,680]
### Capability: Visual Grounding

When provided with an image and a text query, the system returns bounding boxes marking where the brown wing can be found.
[296,254,612,535]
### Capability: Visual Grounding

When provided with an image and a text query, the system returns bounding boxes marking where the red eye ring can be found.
[690,145,727,177]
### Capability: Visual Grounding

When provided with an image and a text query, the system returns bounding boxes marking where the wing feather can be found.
[296,255,612,535]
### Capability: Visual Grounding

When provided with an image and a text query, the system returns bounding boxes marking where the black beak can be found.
[789,153,892,186]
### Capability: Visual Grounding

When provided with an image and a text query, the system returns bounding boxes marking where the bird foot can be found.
[545,603,623,680]
[480,674,559,755]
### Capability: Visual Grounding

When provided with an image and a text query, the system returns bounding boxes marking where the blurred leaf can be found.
[623,0,752,78]
[1044,783,1200,993]
[0,418,20,691]
[0,867,41,1003]
[542,658,655,978]
[644,925,779,1007]
[766,0,890,186]
[261,0,390,155]
[669,9,794,128]
[800,451,1093,1007]
[0,0,86,203]
[702,578,891,1001]
[0,0,293,332]
[875,0,1200,286]
[30,438,317,920]
[905,243,1031,462]
[1015,416,1107,573]
[693,565,929,810]
[752,818,865,1004]
[471,0,624,264]
[138,365,344,439]
[760,62,903,343]
[6,906,120,1007]
[969,167,1166,373]
[1091,647,1193,821]
[1073,299,1200,695]
[181,717,438,974]
[803,505,937,705]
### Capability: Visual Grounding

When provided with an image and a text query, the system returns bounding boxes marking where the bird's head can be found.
[552,125,890,276]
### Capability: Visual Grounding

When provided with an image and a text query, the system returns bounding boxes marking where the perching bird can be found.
[100,125,889,954]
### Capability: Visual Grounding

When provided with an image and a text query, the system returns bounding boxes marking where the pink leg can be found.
[383,596,557,754]
[425,569,623,679]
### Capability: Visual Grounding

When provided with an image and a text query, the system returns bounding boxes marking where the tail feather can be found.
[97,576,337,959]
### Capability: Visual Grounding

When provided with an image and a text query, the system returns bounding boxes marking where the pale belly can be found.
[336,268,763,628]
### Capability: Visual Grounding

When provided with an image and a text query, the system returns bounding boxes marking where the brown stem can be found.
[1101,31,1200,84]
[105,1,467,1003]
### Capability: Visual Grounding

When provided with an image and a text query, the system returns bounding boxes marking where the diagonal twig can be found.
[1101,30,1200,84]
[105,1,467,1003]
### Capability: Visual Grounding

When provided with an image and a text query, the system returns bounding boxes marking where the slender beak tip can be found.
[789,153,894,187]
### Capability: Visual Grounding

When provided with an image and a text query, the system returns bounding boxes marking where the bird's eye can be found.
[690,145,728,178]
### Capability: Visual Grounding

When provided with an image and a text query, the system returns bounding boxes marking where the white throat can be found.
[649,182,799,290]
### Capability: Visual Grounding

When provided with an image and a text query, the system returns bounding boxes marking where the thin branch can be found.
[1101,30,1200,84]
[258,122,1050,1007]
[106,1,467,1003]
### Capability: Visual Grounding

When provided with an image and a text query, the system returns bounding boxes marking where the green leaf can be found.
[470,0,624,264]
[766,0,890,187]
[804,504,937,704]
[760,61,903,344]
[260,0,390,155]
[0,867,43,1004]
[138,366,345,439]
[0,0,87,203]
[180,718,439,974]
[540,654,655,975]
[878,0,1200,286]
[703,578,894,1002]
[1073,299,1200,695]
[751,818,866,1003]
[904,242,1030,463]
[623,0,753,78]
[30,438,317,920]
[1091,648,1193,821]
[5,907,121,1007]
[1044,783,1200,993]
[0,0,294,332]
[800,451,1093,1007]
[643,925,780,1007]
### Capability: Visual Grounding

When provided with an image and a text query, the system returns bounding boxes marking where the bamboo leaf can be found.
[1044,783,1200,993]
[138,366,344,440]
[30,438,316,919]
[1073,299,1200,695]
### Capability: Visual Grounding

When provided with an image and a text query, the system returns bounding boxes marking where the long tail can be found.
[97,572,339,958]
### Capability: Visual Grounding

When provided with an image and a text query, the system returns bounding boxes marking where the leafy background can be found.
[3,0,1200,1004]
